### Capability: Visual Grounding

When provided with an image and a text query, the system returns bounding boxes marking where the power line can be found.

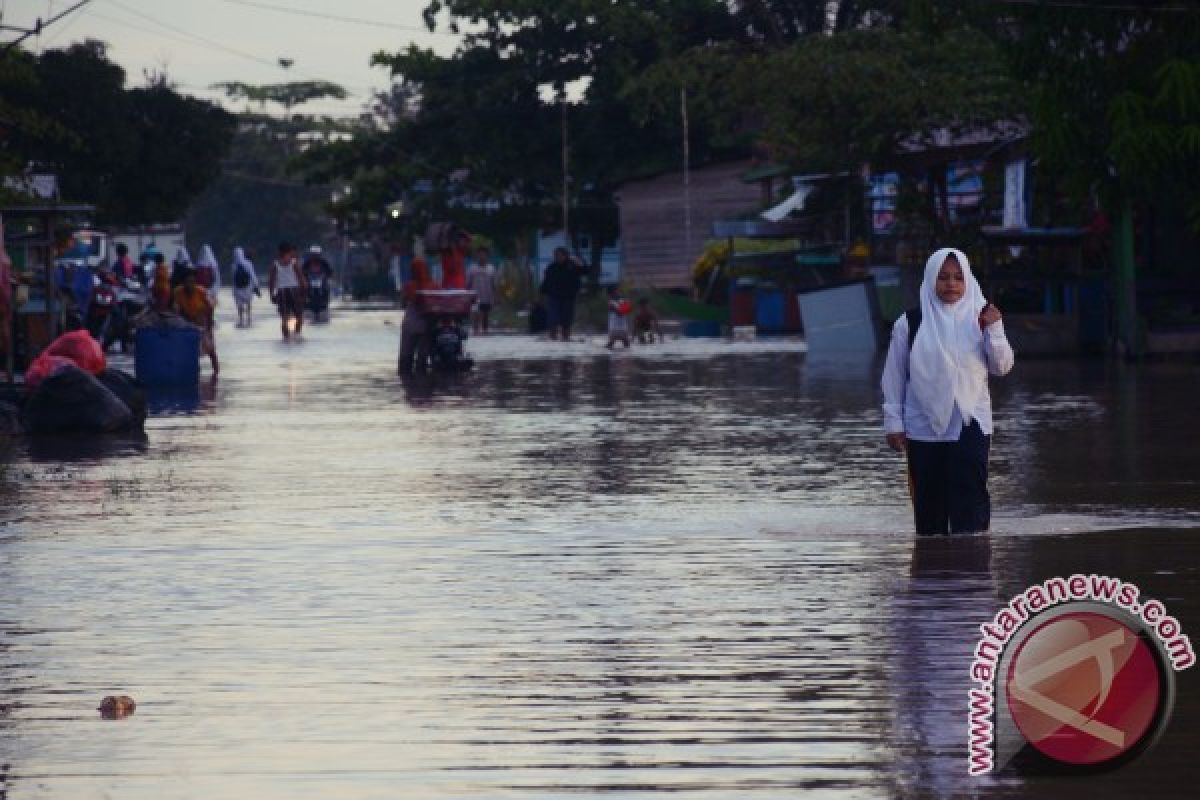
[217,0,462,36]
[103,0,285,71]
[65,5,374,117]
[1,0,92,53]
[41,1,94,46]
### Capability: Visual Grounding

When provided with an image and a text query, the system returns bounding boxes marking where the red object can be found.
[42,329,107,375]
[416,290,477,315]
[730,287,755,326]
[403,257,435,305]
[440,244,467,289]
[24,353,76,388]
[617,300,632,316]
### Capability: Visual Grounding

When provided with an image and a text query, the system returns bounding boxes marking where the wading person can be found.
[398,257,434,375]
[605,286,631,350]
[195,244,221,307]
[466,245,497,335]
[881,248,1014,535]
[231,246,260,327]
[539,247,583,341]
[151,253,171,311]
[173,269,219,375]
[170,246,193,294]
[632,297,663,344]
[269,242,307,341]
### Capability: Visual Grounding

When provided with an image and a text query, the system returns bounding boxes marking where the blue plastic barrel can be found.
[755,289,785,333]
[135,327,200,386]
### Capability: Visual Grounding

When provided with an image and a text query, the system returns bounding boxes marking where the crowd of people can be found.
[6,224,1017,536]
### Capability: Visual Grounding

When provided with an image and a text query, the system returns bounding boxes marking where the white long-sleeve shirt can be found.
[881,314,1015,440]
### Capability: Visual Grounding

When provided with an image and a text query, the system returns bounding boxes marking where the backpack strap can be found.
[904,307,922,350]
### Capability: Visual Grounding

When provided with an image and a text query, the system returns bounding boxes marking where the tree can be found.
[123,86,236,222]
[212,80,349,119]
[296,0,750,268]
[1,40,235,224]
[0,49,72,200]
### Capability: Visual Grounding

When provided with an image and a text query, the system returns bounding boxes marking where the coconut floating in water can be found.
[98,695,136,719]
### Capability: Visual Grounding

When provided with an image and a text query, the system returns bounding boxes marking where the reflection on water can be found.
[1,302,1198,798]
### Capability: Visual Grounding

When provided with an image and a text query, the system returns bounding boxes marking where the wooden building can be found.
[615,160,760,289]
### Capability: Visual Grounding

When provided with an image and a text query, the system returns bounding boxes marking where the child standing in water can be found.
[605,286,632,350]
[881,248,1014,535]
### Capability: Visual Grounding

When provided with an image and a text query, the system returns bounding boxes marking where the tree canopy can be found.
[292,0,1200,256]
[0,40,235,224]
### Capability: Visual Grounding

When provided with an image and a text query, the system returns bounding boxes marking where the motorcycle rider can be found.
[303,245,333,317]
[112,243,136,280]
[86,264,121,343]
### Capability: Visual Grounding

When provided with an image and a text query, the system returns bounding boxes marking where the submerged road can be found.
[1,298,1198,798]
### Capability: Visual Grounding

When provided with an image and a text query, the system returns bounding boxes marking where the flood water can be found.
[2,299,1199,799]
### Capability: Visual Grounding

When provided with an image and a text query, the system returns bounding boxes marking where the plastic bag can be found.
[24,353,76,388]
[43,329,106,375]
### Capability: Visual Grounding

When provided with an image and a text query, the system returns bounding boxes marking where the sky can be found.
[3,0,466,116]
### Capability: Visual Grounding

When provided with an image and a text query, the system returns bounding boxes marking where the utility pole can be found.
[682,84,693,262]
[561,95,569,246]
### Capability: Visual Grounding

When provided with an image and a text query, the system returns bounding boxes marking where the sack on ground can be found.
[132,309,198,330]
[0,401,21,436]
[96,368,147,428]
[424,222,459,253]
[24,364,134,434]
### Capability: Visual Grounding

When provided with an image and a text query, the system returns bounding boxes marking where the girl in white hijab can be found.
[231,246,260,327]
[881,248,1014,534]
[195,244,221,305]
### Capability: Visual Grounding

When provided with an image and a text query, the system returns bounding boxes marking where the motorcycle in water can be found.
[107,275,147,352]
[86,275,119,345]
[415,289,476,373]
[303,250,333,322]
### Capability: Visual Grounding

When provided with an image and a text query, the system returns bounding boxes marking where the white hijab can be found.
[173,246,192,266]
[233,247,252,271]
[908,248,988,435]
[196,244,218,268]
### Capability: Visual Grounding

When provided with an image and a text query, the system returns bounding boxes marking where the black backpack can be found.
[234,264,251,289]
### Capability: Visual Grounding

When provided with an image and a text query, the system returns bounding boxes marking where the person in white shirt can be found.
[268,242,308,341]
[466,245,498,334]
[881,247,1014,535]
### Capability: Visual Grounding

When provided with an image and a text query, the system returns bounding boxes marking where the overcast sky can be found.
[4,0,465,116]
